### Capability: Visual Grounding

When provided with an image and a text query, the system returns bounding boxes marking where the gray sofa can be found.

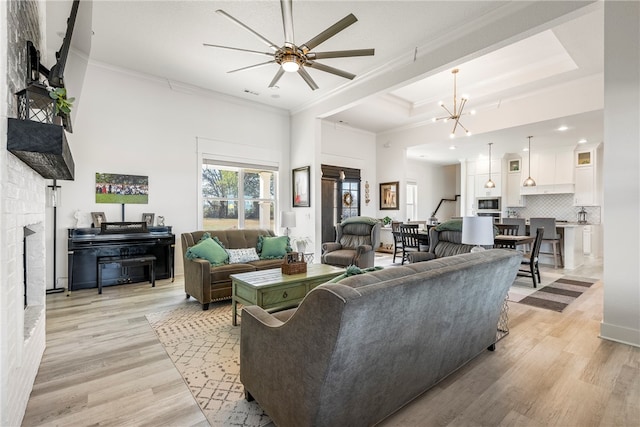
[181,229,285,310]
[240,249,521,426]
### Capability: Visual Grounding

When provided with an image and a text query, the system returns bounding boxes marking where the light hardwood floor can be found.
[22,257,639,426]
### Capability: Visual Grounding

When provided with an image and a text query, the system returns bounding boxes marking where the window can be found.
[202,161,277,230]
[406,182,418,221]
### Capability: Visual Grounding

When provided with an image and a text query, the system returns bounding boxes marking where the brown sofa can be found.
[181,229,285,310]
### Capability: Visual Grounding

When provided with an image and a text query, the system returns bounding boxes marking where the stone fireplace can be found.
[0,1,49,425]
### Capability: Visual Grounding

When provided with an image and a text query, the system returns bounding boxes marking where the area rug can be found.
[146,305,272,427]
[509,276,598,312]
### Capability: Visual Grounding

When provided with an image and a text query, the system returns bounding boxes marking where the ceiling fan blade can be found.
[297,67,319,90]
[216,9,280,51]
[307,49,375,60]
[305,61,355,80]
[203,43,275,58]
[228,60,277,74]
[300,14,358,53]
[280,0,295,45]
[268,67,286,88]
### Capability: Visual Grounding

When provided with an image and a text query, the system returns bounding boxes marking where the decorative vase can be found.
[296,241,307,254]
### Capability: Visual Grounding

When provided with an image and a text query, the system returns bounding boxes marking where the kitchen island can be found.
[555,223,584,270]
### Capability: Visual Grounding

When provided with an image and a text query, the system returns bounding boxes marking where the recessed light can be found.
[557,125,569,131]
[578,138,587,144]
[449,145,456,150]
[523,147,529,152]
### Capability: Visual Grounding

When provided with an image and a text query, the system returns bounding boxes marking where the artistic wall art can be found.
[380,181,399,210]
[293,166,310,207]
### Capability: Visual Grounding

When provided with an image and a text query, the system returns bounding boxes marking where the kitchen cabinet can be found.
[520,147,575,195]
[583,225,592,255]
[465,174,476,216]
[505,171,525,207]
[574,146,599,206]
[574,166,596,205]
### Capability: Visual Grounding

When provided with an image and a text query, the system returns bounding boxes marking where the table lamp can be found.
[280,211,296,237]
[462,216,494,252]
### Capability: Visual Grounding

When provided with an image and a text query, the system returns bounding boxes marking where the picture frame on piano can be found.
[142,213,155,226]
[91,212,106,228]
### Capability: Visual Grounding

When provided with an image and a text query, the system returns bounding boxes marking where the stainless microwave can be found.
[476,197,501,211]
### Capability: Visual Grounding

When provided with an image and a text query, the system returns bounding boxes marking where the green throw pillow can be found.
[258,235,291,259]
[329,265,384,282]
[435,219,463,232]
[185,237,229,266]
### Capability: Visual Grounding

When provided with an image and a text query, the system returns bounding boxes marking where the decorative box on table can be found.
[282,252,307,275]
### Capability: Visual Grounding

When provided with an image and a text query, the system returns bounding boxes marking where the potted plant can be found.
[48,87,74,115]
[382,216,392,227]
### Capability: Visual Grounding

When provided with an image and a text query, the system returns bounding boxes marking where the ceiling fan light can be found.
[466,130,472,136]
[282,57,300,72]
[449,133,455,139]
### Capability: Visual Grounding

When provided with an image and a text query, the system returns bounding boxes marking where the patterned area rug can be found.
[146,305,272,427]
[509,276,598,312]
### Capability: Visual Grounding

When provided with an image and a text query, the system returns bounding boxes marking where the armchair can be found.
[321,217,381,268]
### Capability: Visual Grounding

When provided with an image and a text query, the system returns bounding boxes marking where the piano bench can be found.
[97,255,156,294]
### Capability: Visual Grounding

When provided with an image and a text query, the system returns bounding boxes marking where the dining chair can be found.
[518,227,544,287]
[391,221,403,263]
[494,224,520,249]
[496,224,519,235]
[399,224,421,265]
[529,217,563,268]
[501,218,526,235]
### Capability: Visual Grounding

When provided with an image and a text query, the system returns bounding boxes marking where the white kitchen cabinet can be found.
[506,172,525,207]
[583,225,592,255]
[574,166,596,205]
[520,147,575,195]
[465,174,476,216]
[555,149,575,184]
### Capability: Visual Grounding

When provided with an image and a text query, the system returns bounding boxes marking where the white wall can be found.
[320,121,377,219]
[601,1,640,347]
[57,61,289,280]
[406,160,459,222]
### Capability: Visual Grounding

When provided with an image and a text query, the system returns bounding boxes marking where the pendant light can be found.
[523,136,536,187]
[484,142,495,188]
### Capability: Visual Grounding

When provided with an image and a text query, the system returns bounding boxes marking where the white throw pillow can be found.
[226,248,260,264]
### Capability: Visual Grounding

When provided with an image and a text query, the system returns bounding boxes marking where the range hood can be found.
[7,118,75,180]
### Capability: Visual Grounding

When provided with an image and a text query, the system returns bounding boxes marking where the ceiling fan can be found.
[204,0,375,90]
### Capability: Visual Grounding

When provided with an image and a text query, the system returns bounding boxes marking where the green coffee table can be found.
[230,264,344,325]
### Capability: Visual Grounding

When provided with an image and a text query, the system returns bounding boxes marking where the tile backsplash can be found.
[506,194,601,224]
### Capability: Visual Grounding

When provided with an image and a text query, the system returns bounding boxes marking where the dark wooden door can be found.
[321,178,337,244]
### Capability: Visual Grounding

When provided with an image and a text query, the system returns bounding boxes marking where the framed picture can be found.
[142,213,155,226]
[292,166,310,207]
[380,181,399,210]
[95,172,149,204]
[91,212,106,228]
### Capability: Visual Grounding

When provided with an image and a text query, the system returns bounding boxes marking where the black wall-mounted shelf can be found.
[7,118,75,180]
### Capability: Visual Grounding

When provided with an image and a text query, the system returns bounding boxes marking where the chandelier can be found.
[432,68,475,138]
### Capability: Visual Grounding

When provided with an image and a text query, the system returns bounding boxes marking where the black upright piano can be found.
[67,223,175,291]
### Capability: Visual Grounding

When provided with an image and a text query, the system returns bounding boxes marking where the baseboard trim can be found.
[599,321,640,348]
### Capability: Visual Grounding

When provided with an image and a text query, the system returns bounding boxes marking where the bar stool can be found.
[529,217,563,268]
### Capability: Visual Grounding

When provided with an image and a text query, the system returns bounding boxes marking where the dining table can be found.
[494,234,534,249]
